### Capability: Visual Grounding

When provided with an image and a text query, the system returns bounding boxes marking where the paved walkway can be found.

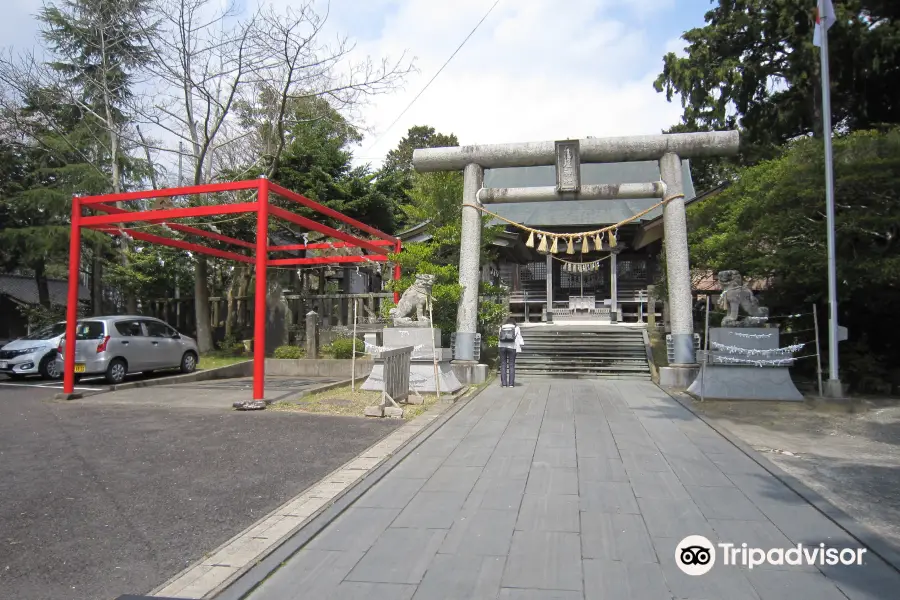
[247,379,900,600]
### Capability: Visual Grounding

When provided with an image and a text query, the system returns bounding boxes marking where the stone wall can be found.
[265,358,373,379]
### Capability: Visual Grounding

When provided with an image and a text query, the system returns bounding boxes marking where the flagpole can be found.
[818,4,842,396]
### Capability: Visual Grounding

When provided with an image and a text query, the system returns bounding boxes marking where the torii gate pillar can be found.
[456,163,485,361]
[413,130,740,369]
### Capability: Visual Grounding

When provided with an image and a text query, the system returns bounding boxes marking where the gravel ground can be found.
[0,383,401,600]
[687,396,900,551]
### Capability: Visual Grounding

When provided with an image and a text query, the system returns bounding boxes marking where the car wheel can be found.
[40,354,62,380]
[105,359,127,384]
[180,351,197,374]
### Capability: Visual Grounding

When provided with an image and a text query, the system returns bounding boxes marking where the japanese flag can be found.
[813,0,836,47]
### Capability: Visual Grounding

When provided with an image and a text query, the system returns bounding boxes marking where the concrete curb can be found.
[283,376,370,402]
[53,362,253,401]
[642,330,660,384]
[661,387,900,575]
[108,361,254,392]
[213,382,490,600]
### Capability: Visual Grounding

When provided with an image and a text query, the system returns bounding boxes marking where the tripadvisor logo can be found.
[675,535,867,576]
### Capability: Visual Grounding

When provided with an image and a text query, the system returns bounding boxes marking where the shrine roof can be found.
[482,160,695,228]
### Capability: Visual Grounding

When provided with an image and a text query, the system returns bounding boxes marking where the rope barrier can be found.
[706,309,813,319]
[710,340,810,356]
[464,192,685,254]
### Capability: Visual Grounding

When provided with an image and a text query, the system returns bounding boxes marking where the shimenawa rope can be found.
[465,191,685,254]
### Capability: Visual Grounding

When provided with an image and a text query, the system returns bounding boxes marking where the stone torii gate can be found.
[412,130,739,377]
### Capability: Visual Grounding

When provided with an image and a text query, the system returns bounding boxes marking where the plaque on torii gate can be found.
[555,140,581,193]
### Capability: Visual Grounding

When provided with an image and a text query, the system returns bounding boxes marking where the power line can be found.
[364,0,502,154]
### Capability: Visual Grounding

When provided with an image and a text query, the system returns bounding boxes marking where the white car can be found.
[0,321,67,380]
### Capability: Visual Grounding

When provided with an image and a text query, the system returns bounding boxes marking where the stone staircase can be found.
[513,326,651,380]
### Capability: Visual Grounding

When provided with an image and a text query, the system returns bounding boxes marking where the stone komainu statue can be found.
[716,270,769,327]
[390,274,435,327]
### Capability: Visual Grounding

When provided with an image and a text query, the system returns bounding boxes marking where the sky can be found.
[0,0,716,170]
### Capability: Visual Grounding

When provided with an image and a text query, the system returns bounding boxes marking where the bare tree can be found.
[137,0,412,351]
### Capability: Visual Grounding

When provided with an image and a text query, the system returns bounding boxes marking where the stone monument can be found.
[388,274,434,327]
[687,270,803,401]
[362,273,463,395]
[716,270,769,326]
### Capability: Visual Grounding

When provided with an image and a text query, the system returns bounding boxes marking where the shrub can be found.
[229,343,246,356]
[330,338,364,359]
[273,345,304,359]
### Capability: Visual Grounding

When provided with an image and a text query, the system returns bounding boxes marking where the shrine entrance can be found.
[412,131,740,367]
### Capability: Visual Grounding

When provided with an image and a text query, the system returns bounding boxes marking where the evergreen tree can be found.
[654,0,900,189]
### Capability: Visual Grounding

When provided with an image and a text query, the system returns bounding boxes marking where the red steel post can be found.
[268,182,397,242]
[267,255,388,267]
[393,240,401,303]
[253,177,269,400]
[267,205,387,255]
[86,226,254,263]
[267,240,394,252]
[81,201,258,227]
[63,196,82,394]
[78,179,261,205]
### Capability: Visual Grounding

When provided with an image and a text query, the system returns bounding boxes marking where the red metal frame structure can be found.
[63,176,402,400]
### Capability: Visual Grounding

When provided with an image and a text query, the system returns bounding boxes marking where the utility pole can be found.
[176,140,183,326]
[815,0,842,397]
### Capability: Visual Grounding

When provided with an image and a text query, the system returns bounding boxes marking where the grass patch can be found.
[270,384,444,419]
[199,353,250,370]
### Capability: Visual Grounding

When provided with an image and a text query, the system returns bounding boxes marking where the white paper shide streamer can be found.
[710,341,806,356]
[713,355,796,368]
[562,259,603,273]
[730,331,773,339]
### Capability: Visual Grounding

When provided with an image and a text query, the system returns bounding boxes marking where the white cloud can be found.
[664,36,689,58]
[317,0,689,166]
[3,0,697,172]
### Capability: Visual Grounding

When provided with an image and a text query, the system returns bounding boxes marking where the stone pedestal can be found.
[659,365,699,390]
[363,332,379,350]
[362,327,463,394]
[687,327,803,401]
[383,328,440,360]
[452,361,488,385]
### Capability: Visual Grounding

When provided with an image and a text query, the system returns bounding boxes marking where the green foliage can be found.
[273,345,304,359]
[39,0,155,112]
[655,0,900,190]
[386,169,506,346]
[103,244,194,303]
[217,334,247,356]
[687,128,900,391]
[268,96,402,234]
[16,303,71,330]
[0,102,110,296]
[379,125,461,230]
[330,337,364,359]
[382,125,459,176]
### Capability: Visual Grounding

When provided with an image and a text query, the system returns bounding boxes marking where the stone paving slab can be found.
[247,379,900,600]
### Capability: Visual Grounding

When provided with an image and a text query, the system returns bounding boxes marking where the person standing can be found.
[498,317,524,388]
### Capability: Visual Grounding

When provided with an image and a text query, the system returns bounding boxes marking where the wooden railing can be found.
[382,345,412,404]
[364,344,413,419]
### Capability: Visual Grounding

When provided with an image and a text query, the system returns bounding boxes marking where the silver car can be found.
[0,321,67,380]
[58,316,199,384]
